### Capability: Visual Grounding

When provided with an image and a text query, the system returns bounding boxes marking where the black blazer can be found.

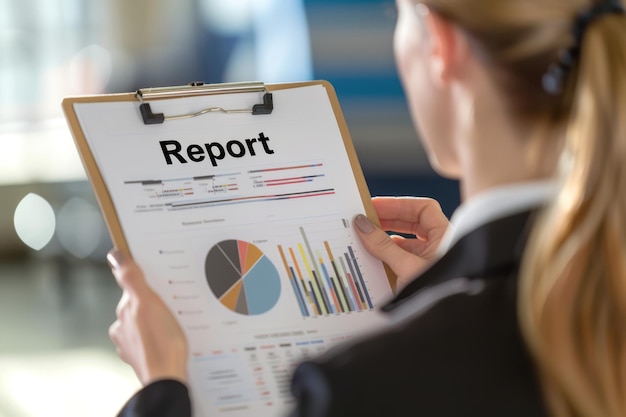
[118,210,548,417]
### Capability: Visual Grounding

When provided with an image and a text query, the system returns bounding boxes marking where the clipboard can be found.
[62,80,395,417]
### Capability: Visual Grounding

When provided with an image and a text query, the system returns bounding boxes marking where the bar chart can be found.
[277,227,374,317]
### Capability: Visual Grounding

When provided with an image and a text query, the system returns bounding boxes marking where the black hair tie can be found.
[542,0,625,95]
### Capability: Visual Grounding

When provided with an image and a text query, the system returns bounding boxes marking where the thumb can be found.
[353,214,429,280]
[107,249,150,295]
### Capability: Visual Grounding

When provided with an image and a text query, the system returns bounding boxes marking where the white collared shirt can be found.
[437,180,559,257]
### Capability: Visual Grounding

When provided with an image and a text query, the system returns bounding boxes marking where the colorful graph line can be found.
[168,189,335,210]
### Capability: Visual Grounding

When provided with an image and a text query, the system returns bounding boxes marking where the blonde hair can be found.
[420,0,626,416]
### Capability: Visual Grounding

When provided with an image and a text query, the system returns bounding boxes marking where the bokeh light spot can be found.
[13,193,56,251]
[56,197,103,259]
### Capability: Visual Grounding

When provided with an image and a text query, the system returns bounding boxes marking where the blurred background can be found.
[0,0,459,415]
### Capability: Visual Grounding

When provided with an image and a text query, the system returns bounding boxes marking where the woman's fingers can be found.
[354,198,449,288]
[372,196,448,241]
[107,248,189,386]
[353,214,431,284]
[107,250,149,297]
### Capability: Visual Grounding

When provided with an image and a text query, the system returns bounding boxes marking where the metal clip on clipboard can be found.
[136,81,274,125]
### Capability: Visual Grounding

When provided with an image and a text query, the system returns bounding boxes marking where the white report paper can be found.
[71,84,394,417]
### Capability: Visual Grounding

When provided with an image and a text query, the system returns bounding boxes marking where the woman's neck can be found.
[454,83,561,201]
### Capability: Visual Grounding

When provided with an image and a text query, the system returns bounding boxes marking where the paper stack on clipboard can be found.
[63,80,394,417]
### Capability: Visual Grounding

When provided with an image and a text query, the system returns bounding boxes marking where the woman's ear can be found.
[422,7,468,86]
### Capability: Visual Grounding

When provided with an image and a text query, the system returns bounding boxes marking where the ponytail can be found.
[519,11,626,417]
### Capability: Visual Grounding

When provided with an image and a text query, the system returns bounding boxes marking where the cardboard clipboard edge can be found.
[319,81,399,291]
[61,96,132,256]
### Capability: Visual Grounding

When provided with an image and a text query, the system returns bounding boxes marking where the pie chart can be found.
[205,240,281,315]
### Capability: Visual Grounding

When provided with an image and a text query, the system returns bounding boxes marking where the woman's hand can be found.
[354,197,449,289]
[107,249,189,386]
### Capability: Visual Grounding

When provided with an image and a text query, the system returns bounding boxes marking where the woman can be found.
[108,0,626,416]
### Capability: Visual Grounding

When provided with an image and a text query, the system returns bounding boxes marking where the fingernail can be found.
[107,249,126,271]
[354,214,376,234]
